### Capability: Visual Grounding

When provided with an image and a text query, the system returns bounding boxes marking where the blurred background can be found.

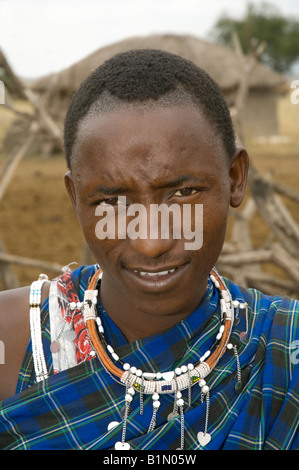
[0,0,299,296]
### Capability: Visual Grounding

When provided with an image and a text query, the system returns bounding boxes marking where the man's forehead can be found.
[76,101,217,147]
[71,104,228,192]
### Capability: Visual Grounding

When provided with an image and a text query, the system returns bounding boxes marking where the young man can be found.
[0,50,298,450]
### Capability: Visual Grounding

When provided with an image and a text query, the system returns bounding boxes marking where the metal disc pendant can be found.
[115,441,130,450]
[240,331,248,344]
[235,381,242,394]
[167,411,180,421]
[197,431,211,447]
[63,329,76,341]
[50,340,60,353]
[120,405,132,418]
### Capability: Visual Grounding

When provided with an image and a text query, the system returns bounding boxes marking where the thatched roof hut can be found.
[31,34,289,138]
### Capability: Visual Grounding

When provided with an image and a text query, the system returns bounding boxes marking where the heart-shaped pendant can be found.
[115,441,130,450]
[197,431,211,447]
[63,329,76,341]
[167,411,180,422]
[50,340,60,353]
[240,331,248,344]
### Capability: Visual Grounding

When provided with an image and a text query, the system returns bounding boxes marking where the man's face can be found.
[65,104,248,321]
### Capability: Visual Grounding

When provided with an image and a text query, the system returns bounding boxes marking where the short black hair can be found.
[64,49,236,169]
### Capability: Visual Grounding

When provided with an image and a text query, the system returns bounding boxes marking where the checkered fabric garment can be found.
[0,265,298,450]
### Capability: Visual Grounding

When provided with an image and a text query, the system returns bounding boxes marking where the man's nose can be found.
[125,207,176,258]
[128,234,175,259]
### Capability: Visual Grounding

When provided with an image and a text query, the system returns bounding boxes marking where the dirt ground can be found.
[0,156,86,288]
[0,94,298,290]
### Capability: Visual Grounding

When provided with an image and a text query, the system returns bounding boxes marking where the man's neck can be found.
[99,276,208,343]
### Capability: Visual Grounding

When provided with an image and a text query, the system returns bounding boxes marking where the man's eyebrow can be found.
[88,186,128,197]
[88,176,210,198]
[157,175,207,188]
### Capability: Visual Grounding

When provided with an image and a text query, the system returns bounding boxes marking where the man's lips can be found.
[123,263,189,289]
[133,267,177,277]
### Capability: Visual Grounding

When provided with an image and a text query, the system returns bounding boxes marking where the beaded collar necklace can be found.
[83,267,240,450]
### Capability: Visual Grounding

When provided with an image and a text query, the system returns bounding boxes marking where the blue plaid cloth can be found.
[0,265,298,450]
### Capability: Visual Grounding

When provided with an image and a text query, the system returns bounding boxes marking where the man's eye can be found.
[98,198,122,206]
[174,188,198,197]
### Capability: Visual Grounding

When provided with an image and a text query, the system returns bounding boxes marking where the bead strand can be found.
[83,266,236,451]
[29,275,49,382]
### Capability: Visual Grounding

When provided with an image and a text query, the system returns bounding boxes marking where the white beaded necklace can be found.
[28,267,247,450]
[83,267,240,450]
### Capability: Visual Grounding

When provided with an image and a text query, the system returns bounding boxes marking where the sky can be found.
[0,0,299,79]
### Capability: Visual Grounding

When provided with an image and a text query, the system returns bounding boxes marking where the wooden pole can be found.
[0,252,62,273]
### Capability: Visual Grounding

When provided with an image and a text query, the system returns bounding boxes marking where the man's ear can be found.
[64,171,78,213]
[229,146,249,208]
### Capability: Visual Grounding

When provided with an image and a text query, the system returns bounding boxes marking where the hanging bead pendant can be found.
[114,441,130,450]
[197,431,211,447]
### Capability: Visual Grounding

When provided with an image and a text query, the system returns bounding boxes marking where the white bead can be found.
[176,398,184,407]
[70,302,76,309]
[96,317,102,326]
[153,400,160,409]
[107,345,114,353]
[181,365,187,373]
[175,367,182,375]
[143,372,156,379]
[98,325,104,333]
[187,363,194,370]
[232,300,240,307]
[136,369,142,377]
[156,372,162,379]
[125,394,133,402]
[130,366,137,374]
[107,421,120,431]
[162,371,175,381]
[227,343,233,350]
[112,352,119,361]
[216,332,222,340]
[219,325,225,333]
[123,363,130,370]
[176,391,182,398]
[152,393,159,401]
[127,387,135,395]
[38,273,48,280]
[199,379,206,387]
[202,385,209,394]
